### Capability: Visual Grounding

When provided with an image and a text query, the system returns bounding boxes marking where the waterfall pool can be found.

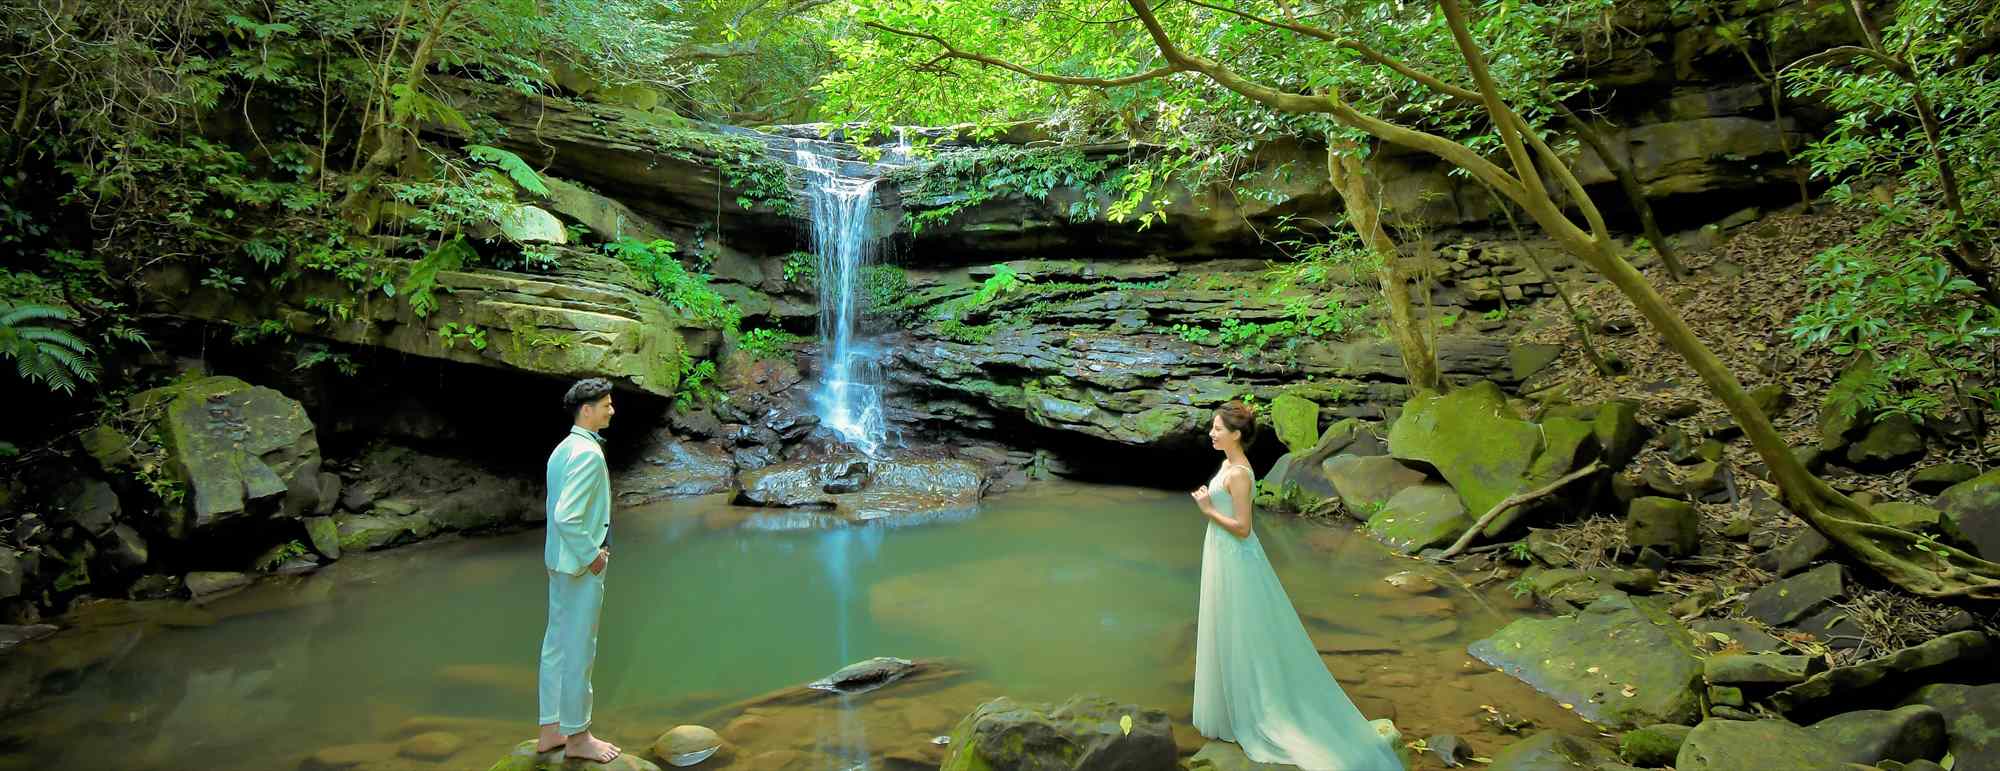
[0,482,1588,770]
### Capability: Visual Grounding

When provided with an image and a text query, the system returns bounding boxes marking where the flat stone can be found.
[1488,731,1625,771]
[1469,593,1703,729]
[1366,483,1471,554]
[1911,463,1979,495]
[940,695,1175,771]
[1845,413,1926,470]
[1753,528,1832,576]
[1323,454,1427,515]
[1704,654,1821,686]
[487,739,662,771]
[1690,619,1785,654]
[1771,631,1992,719]
[0,624,58,653]
[1870,502,1943,533]
[184,571,252,599]
[398,731,465,761]
[1902,683,2000,771]
[1676,705,1945,770]
[1744,563,1847,626]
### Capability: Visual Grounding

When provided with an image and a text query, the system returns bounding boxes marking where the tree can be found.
[834,0,2000,598]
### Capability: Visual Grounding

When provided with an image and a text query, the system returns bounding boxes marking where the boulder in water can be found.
[808,656,917,695]
[941,695,1175,771]
[651,725,725,767]
[487,740,661,771]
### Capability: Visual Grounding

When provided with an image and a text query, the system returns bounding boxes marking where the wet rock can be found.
[1703,654,1821,686]
[620,432,737,503]
[1618,724,1692,767]
[126,574,181,600]
[303,516,341,560]
[1910,463,1978,495]
[1935,468,2000,558]
[487,739,663,771]
[1771,631,1992,719]
[1366,483,1471,554]
[1794,605,1865,651]
[399,731,466,761]
[185,571,252,599]
[1676,705,1945,770]
[941,695,1174,771]
[1745,563,1847,626]
[652,725,724,767]
[1626,497,1699,557]
[808,657,917,695]
[334,512,437,552]
[1422,734,1473,768]
[0,624,57,653]
[1901,683,2000,770]
[1323,455,1426,519]
[1845,413,1926,470]
[1182,742,1291,770]
[1469,594,1703,729]
[1487,731,1625,771]
[303,742,399,770]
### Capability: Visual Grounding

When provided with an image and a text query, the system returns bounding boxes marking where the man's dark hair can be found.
[563,378,614,418]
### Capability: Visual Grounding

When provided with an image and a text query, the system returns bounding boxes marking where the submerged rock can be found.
[1487,731,1625,771]
[941,695,1174,771]
[651,725,724,767]
[807,657,917,695]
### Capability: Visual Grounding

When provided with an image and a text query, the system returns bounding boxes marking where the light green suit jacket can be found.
[544,426,610,575]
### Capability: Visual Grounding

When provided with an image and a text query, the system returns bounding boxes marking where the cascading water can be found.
[795,150,889,458]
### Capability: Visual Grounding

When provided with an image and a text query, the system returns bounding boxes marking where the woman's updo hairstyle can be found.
[1214,401,1259,448]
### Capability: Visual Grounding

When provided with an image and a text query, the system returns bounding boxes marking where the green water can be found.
[0,482,1582,770]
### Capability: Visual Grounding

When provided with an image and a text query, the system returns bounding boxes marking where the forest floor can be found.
[1507,204,1999,664]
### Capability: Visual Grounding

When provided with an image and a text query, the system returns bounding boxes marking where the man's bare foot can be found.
[563,732,620,763]
[535,723,566,753]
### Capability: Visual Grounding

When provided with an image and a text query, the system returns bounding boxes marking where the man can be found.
[536,378,619,763]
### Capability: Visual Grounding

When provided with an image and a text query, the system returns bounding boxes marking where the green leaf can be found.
[466,145,550,197]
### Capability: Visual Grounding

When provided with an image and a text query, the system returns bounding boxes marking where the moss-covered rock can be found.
[1488,731,1624,771]
[1268,393,1321,455]
[940,695,1174,771]
[1902,683,2000,770]
[1324,455,1427,521]
[1868,502,1943,534]
[487,740,662,771]
[1618,724,1692,767]
[1366,483,1471,554]
[1626,497,1699,557]
[1389,382,1543,522]
[1936,469,2000,559]
[139,258,700,398]
[1469,594,1703,729]
[148,376,322,536]
[1676,705,1945,770]
[1845,413,1926,470]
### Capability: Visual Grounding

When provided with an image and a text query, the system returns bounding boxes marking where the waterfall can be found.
[795,150,889,458]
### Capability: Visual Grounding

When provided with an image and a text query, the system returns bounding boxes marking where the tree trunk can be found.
[338,0,461,220]
[1326,143,1441,391]
[1556,108,1687,280]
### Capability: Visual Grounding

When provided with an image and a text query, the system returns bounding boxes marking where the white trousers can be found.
[537,567,605,735]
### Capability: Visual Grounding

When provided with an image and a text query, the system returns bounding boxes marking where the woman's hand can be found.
[1191,485,1211,510]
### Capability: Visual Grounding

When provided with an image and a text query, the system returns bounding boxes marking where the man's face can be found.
[581,394,615,431]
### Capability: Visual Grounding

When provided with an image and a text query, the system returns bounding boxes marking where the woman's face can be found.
[1208,414,1239,452]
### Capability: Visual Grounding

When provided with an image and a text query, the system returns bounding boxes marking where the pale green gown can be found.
[1193,463,1405,770]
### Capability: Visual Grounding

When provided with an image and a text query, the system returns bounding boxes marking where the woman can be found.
[1191,402,1404,770]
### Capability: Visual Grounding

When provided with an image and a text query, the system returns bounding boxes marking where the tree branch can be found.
[1439,461,1604,559]
[866,21,1180,87]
